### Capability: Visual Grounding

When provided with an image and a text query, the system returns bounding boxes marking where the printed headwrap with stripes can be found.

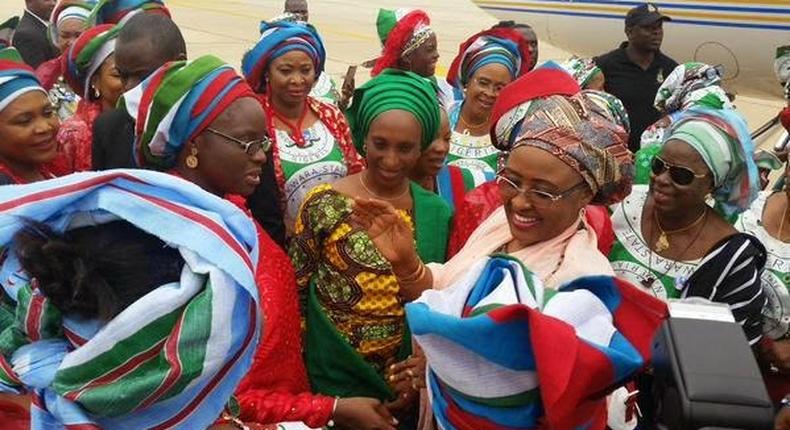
[406,255,667,430]
[122,55,256,170]
[446,27,531,91]
[491,63,633,206]
[0,47,46,113]
[62,23,120,99]
[48,0,95,44]
[663,107,759,216]
[242,20,326,93]
[0,169,261,429]
[88,0,170,25]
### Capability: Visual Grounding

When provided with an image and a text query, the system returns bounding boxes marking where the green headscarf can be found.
[346,68,440,155]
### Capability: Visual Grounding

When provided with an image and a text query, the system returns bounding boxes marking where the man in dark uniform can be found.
[595,3,678,152]
[12,0,57,68]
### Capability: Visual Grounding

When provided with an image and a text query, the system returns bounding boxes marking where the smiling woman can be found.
[0,47,58,185]
[445,27,531,174]
[609,107,766,346]
[242,20,363,233]
[288,69,449,428]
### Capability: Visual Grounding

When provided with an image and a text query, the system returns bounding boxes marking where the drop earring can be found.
[186,146,199,169]
[93,86,101,99]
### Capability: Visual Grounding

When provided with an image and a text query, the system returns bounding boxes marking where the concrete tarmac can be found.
[0,0,785,145]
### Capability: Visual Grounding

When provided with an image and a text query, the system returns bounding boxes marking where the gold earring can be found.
[186,147,199,169]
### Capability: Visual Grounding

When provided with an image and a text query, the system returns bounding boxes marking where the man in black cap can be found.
[595,3,678,151]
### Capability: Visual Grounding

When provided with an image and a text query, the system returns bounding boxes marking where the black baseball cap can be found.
[625,3,671,27]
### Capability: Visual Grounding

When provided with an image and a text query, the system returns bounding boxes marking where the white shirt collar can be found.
[24,8,50,27]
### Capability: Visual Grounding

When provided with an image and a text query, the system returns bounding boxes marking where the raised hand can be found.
[352,197,419,268]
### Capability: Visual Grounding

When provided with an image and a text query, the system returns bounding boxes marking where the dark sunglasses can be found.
[651,156,706,186]
[205,128,272,156]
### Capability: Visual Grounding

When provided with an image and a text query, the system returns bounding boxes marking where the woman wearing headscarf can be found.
[445,27,530,174]
[609,108,765,342]
[736,159,790,405]
[444,67,622,258]
[288,69,450,426]
[0,47,59,185]
[126,55,394,429]
[369,8,456,109]
[0,170,260,430]
[35,0,94,120]
[352,67,666,430]
[560,56,605,90]
[242,20,364,232]
[47,24,122,176]
[638,62,732,151]
[88,0,170,25]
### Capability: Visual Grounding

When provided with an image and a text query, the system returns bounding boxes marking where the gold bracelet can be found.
[398,259,425,284]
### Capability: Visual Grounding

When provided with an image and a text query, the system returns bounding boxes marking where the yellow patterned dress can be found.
[289,183,413,374]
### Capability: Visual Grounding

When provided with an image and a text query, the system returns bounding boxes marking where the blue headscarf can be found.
[447,32,524,90]
[242,21,326,92]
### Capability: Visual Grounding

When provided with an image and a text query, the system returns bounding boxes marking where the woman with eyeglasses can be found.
[609,107,766,346]
[353,66,631,294]
[242,20,363,233]
[444,27,531,175]
[127,55,398,430]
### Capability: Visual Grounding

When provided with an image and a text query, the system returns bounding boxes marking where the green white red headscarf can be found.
[559,56,602,89]
[0,47,46,114]
[122,55,256,170]
[48,0,94,44]
[776,45,790,84]
[88,0,170,25]
[654,62,732,114]
[371,8,434,76]
[62,23,120,99]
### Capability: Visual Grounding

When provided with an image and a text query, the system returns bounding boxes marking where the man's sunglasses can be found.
[651,156,706,186]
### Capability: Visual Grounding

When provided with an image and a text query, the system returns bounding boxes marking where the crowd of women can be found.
[0,0,788,429]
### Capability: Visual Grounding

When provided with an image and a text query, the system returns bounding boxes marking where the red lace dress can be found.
[226,195,335,428]
[47,101,103,176]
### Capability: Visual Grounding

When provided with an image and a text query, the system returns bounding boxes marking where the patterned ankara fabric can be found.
[289,183,449,399]
[407,255,667,430]
[0,170,260,429]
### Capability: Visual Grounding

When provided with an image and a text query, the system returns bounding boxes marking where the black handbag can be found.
[651,316,774,429]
